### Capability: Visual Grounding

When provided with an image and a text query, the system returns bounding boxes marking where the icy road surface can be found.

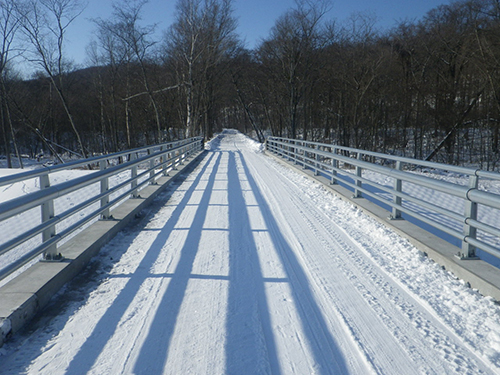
[2,130,500,374]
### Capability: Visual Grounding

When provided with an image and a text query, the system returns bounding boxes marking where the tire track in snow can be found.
[235,148,370,374]
[293,199,485,374]
[263,149,500,372]
[243,144,496,374]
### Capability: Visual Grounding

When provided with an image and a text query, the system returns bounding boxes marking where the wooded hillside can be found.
[2,0,500,170]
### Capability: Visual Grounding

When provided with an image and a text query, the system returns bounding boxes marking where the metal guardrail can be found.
[0,137,204,281]
[266,136,500,263]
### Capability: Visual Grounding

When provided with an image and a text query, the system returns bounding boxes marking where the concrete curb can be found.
[0,150,208,347]
[265,151,500,302]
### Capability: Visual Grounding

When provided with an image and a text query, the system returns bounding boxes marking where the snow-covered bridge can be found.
[1,131,500,374]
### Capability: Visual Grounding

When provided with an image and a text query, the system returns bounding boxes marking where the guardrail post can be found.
[172,150,178,170]
[100,160,111,219]
[391,161,403,219]
[149,148,157,185]
[159,146,166,176]
[131,152,139,198]
[353,153,363,198]
[315,147,321,176]
[331,147,338,184]
[161,146,170,176]
[460,174,479,259]
[40,173,59,260]
[302,143,307,169]
[296,141,300,169]
[294,141,299,165]
[179,150,185,165]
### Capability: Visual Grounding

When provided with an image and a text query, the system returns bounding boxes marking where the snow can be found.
[0,164,150,287]
[0,319,11,341]
[1,130,500,374]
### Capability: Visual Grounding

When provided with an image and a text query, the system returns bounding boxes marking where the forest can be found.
[1,0,500,170]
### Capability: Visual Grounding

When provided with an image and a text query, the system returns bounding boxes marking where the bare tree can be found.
[257,0,331,139]
[106,0,167,143]
[18,0,87,158]
[91,7,136,149]
[0,0,22,167]
[165,0,239,138]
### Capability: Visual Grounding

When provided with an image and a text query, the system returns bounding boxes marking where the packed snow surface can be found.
[1,130,500,374]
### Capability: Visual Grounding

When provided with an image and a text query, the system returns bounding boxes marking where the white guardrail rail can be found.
[0,137,204,281]
[266,136,500,264]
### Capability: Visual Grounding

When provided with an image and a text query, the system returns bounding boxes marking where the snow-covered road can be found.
[2,130,500,374]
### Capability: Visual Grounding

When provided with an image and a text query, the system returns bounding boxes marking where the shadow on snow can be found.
[65,138,348,374]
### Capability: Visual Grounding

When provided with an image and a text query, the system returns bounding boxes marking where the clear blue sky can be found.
[66,0,451,67]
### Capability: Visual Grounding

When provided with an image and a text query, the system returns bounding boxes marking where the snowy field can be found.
[1,130,500,374]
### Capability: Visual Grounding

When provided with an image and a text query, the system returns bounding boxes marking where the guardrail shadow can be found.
[63,145,348,374]
[236,150,350,374]
[225,151,282,374]
[65,152,220,375]
[129,152,222,374]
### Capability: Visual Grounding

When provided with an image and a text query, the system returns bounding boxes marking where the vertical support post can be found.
[288,140,293,162]
[331,147,338,185]
[391,161,403,219]
[100,160,111,219]
[179,147,185,165]
[160,146,166,176]
[131,152,139,198]
[353,153,363,198]
[149,148,157,185]
[461,174,479,259]
[162,146,169,176]
[40,173,57,259]
[172,150,178,170]
[294,141,299,165]
[301,143,307,169]
[315,146,321,176]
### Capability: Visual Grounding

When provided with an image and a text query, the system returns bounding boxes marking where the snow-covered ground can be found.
[1,130,500,374]
[0,164,151,286]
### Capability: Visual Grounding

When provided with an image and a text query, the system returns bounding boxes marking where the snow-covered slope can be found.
[1,130,499,374]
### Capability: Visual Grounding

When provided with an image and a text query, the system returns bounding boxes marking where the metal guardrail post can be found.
[149,148,157,185]
[100,160,111,219]
[160,146,167,176]
[162,147,170,176]
[331,147,338,185]
[294,140,299,165]
[40,173,58,259]
[302,144,307,169]
[315,146,321,176]
[171,150,178,170]
[354,153,363,198]
[391,161,403,219]
[131,152,139,198]
[460,174,479,259]
[287,139,292,162]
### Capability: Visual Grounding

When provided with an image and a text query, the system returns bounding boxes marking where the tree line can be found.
[1,0,500,170]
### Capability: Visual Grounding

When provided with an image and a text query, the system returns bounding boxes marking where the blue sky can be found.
[66,0,450,67]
